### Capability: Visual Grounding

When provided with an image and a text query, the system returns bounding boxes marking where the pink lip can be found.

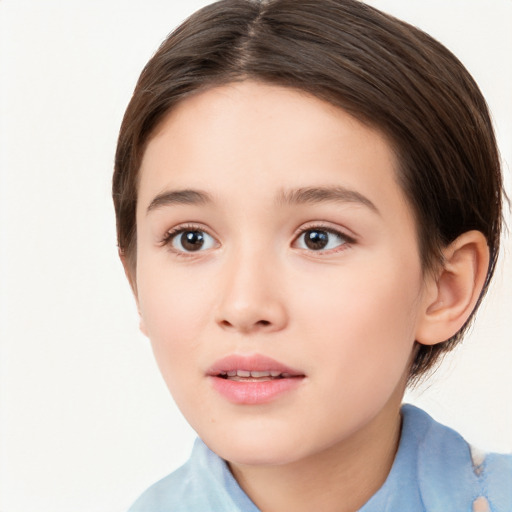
[207,354,303,376]
[207,354,305,405]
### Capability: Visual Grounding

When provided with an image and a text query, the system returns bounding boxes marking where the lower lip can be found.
[209,376,304,405]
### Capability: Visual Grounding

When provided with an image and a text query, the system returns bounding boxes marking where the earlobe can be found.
[139,317,148,337]
[415,231,490,346]
[119,249,148,338]
[119,249,137,297]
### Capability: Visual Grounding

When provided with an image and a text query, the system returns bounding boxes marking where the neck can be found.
[228,396,403,512]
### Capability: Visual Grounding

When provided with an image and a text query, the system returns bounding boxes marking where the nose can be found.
[215,250,288,334]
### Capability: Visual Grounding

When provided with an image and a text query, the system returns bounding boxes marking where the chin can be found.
[218,442,303,467]
[199,420,308,467]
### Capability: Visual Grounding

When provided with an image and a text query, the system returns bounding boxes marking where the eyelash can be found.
[292,224,355,255]
[160,223,215,258]
[160,223,355,256]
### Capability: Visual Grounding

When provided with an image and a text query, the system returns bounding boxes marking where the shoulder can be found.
[127,438,259,512]
[403,404,512,512]
[127,462,195,512]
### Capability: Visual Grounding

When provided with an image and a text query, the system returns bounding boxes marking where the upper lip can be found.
[207,354,305,377]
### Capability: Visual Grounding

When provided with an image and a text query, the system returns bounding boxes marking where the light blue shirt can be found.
[128,405,512,511]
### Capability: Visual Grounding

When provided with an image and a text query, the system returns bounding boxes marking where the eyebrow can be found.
[146,189,213,214]
[277,186,379,214]
[146,185,379,215]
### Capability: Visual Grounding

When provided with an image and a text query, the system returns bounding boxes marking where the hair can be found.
[113,0,503,382]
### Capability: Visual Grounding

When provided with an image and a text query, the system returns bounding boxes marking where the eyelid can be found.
[160,223,220,255]
[158,221,355,256]
[292,221,357,242]
[291,222,356,253]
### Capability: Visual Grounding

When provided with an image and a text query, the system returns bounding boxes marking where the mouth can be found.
[217,369,300,381]
[207,353,305,379]
[207,354,305,404]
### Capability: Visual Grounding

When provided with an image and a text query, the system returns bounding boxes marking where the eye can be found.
[166,228,217,253]
[294,228,350,252]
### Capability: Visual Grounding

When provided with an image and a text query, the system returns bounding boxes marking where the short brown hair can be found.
[113,0,503,381]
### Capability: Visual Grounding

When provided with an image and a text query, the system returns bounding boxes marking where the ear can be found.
[119,249,137,296]
[119,249,148,337]
[415,231,490,346]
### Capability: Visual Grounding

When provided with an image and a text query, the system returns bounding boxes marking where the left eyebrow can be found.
[146,189,213,214]
[276,186,380,215]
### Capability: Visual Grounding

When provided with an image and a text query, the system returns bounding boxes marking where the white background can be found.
[0,1,510,511]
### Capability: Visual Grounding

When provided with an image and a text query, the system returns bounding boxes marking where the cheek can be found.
[135,263,215,376]
[293,255,422,378]
[138,257,209,329]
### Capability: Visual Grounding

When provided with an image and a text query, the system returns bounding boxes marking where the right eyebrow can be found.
[146,189,213,214]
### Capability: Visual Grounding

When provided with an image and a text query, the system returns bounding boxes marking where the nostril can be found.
[218,318,271,330]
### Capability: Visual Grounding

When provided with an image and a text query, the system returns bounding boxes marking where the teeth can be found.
[220,370,287,378]
[250,371,271,378]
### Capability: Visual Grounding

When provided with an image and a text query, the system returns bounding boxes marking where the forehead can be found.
[137,81,411,225]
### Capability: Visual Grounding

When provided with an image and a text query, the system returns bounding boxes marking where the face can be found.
[133,81,430,466]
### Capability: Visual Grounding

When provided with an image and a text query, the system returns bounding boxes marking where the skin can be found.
[127,81,487,511]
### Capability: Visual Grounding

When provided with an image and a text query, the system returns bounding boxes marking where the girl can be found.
[113,1,511,510]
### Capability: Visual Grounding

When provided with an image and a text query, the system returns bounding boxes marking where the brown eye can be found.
[304,230,329,250]
[295,229,348,251]
[170,229,216,252]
